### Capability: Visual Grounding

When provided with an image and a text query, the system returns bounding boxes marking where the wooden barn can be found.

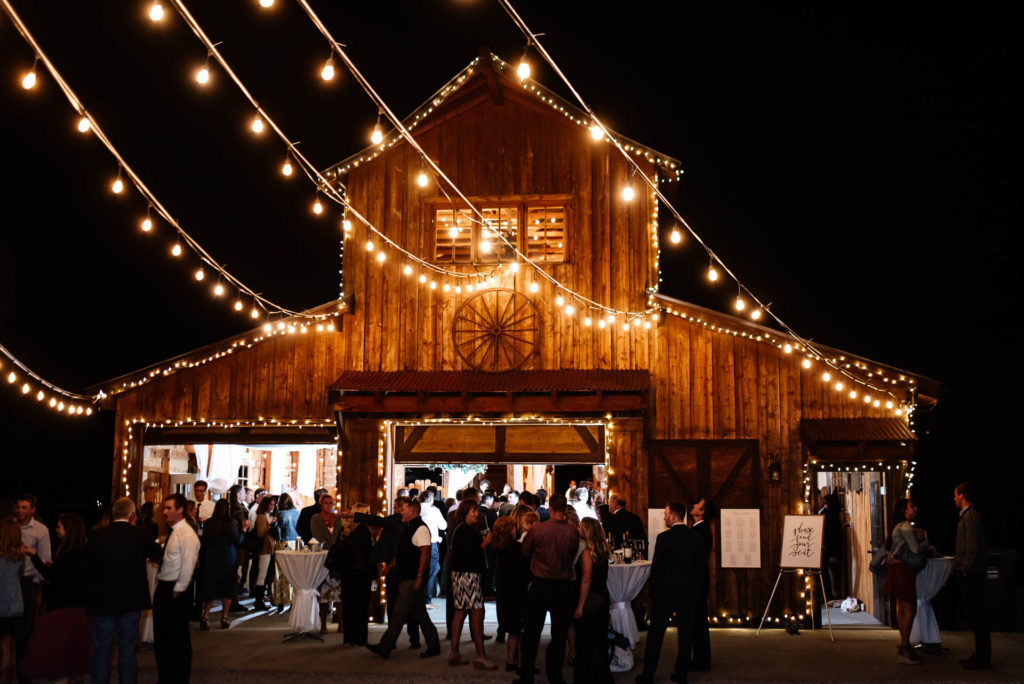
[92,53,939,626]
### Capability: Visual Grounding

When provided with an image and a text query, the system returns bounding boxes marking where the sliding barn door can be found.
[649,440,768,621]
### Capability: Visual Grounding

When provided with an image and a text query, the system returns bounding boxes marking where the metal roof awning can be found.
[330,369,649,414]
[801,418,916,462]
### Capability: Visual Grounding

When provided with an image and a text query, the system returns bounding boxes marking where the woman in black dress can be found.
[491,515,531,672]
[447,500,496,670]
[200,499,244,629]
[20,513,90,680]
[573,518,613,684]
[338,503,374,645]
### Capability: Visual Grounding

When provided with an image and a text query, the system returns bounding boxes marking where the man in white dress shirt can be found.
[419,490,447,607]
[15,493,50,675]
[192,480,216,528]
[572,487,598,520]
[154,493,201,683]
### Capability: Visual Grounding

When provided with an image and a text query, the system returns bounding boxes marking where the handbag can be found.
[868,546,888,576]
[899,545,928,571]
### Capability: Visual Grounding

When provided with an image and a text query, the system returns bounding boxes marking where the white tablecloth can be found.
[607,560,652,672]
[139,561,159,643]
[275,551,329,633]
[911,556,953,645]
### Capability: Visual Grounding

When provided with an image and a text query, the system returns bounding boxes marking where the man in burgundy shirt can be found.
[518,493,579,684]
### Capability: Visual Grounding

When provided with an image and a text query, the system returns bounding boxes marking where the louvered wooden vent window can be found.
[433,201,566,264]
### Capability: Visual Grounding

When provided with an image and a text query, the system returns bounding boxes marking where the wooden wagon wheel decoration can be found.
[452,288,539,372]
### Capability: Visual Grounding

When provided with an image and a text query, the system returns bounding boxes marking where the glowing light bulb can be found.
[21,383,30,395]
[251,117,264,133]
[622,323,630,331]
[589,125,603,140]
[419,274,427,284]
[885,401,893,409]
[555,295,565,307]
[365,240,374,251]
[141,218,153,232]
[751,308,762,320]
[259,0,274,6]
[429,281,437,290]
[376,251,386,263]
[321,58,335,81]
[234,300,243,311]
[112,178,124,194]
[6,372,15,383]
[480,240,491,253]
[48,398,56,407]
[21,71,36,90]
[342,220,352,232]
[802,359,811,369]
[448,227,458,239]
[371,124,383,145]
[313,200,323,215]
[606,314,615,324]
[708,265,718,282]
[622,186,635,201]
[670,228,682,244]
[864,395,872,404]
[281,161,293,176]
[403,265,413,276]
[822,372,831,382]
[263,323,272,333]
[36,390,44,401]
[834,382,843,391]
[509,262,520,273]
[442,283,451,292]
[517,60,530,80]
[194,268,205,281]
[633,318,642,327]
[598,319,606,329]
[416,173,428,187]
[735,297,745,311]
[196,67,209,84]
[849,390,857,399]
[584,317,592,326]
[57,401,64,411]
[564,304,575,316]
[251,308,260,319]
[149,2,164,21]
[529,281,539,293]
[77,117,91,133]
[783,343,792,354]
[214,284,224,296]
[171,243,182,257]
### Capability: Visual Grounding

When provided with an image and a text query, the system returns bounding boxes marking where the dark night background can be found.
[1,3,1021,559]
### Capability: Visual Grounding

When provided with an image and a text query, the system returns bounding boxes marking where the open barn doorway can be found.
[385,419,608,512]
[814,470,890,627]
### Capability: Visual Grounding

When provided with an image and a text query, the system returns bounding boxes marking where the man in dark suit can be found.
[689,497,716,672]
[296,488,328,544]
[345,495,421,648]
[86,497,163,684]
[604,494,647,551]
[637,501,705,684]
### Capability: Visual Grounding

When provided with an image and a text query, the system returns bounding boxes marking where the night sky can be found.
[1,2,1020,549]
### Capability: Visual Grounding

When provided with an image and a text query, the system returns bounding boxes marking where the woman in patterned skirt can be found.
[447,499,496,670]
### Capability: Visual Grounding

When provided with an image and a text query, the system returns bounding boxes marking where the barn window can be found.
[525,204,566,262]
[433,200,566,264]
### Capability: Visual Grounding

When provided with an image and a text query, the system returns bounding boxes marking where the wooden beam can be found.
[332,393,646,414]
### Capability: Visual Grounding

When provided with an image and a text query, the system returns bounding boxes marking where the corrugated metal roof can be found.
[330,369,650,393]
[801,418,916,444]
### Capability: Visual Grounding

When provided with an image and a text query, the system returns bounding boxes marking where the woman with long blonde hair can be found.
[573,518,613,683]
[0,519,26,683]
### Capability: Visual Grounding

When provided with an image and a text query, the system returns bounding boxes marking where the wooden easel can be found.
[756,568,834,641]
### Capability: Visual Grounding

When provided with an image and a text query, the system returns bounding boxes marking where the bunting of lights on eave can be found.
[0,343,96,417]
[0,0,327,325]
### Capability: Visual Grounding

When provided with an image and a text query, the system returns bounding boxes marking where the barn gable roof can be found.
[322,52,683,182]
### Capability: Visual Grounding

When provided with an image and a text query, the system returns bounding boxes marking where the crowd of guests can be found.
[0,477,993,682]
